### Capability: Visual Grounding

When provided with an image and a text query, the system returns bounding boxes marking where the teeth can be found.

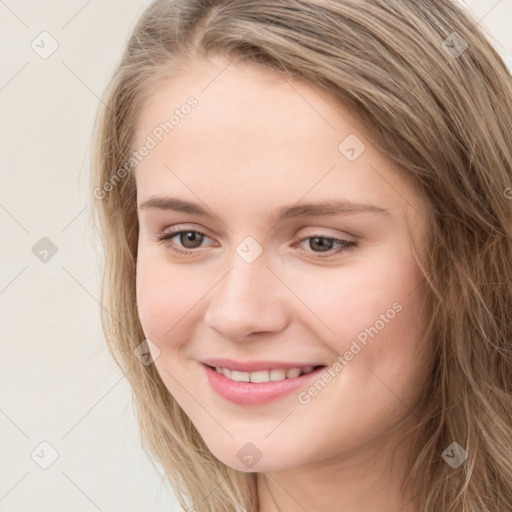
[285,368,301,379]
[231,370,250,382]
[270,369,287,381]
[216,366,317,383]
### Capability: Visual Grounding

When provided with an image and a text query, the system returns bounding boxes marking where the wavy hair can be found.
[90,1,512,511]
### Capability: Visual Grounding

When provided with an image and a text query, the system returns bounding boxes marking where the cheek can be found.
[136,249,197,343]
[293,250,421,342]
[297,251,428,395]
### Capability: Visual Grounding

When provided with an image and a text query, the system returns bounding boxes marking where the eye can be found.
[296,235,357,258]
[156,229,357,259]
[157,229,212,255]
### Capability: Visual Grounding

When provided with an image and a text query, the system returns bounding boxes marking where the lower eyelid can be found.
[296,236,356,254]
[157,230,355,255]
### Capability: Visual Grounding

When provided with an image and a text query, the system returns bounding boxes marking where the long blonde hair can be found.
[90,1,512,511]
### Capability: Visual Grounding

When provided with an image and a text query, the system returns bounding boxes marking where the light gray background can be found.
[1,1,511,511]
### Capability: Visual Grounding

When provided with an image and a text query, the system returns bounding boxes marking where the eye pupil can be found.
[310,236,333,252]
[181,231,203,248]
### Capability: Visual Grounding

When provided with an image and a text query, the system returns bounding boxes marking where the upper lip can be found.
[200,358,327,372]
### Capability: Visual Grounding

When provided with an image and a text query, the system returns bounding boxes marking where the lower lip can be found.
[202,364,326,405]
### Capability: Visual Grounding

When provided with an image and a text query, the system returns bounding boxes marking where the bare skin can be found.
[133,54,432,512]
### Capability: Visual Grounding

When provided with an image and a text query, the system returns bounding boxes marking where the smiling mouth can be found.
[204,364,327,383]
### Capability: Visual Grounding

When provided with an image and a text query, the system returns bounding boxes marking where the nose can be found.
[203,257,290,341]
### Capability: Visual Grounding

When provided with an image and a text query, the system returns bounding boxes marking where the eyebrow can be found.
[138,196,390,223]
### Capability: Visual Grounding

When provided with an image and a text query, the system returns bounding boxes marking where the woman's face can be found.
[133,55,432,472]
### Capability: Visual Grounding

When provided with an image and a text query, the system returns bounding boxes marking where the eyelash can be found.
[156,229,357,259]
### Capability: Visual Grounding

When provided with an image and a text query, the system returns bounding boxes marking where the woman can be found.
[91,1,512,511]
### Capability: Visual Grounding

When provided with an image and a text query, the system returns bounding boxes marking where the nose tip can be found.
[203,263,289,341]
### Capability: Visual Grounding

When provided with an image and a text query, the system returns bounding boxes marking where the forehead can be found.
[133,56,364,161]
[132,57,425,226]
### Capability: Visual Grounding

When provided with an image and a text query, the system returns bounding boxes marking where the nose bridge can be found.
[203,252,288,339]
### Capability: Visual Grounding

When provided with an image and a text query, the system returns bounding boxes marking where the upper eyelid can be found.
[160,222,355,238]
[161,226,216,243]
[161,227,353,246]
